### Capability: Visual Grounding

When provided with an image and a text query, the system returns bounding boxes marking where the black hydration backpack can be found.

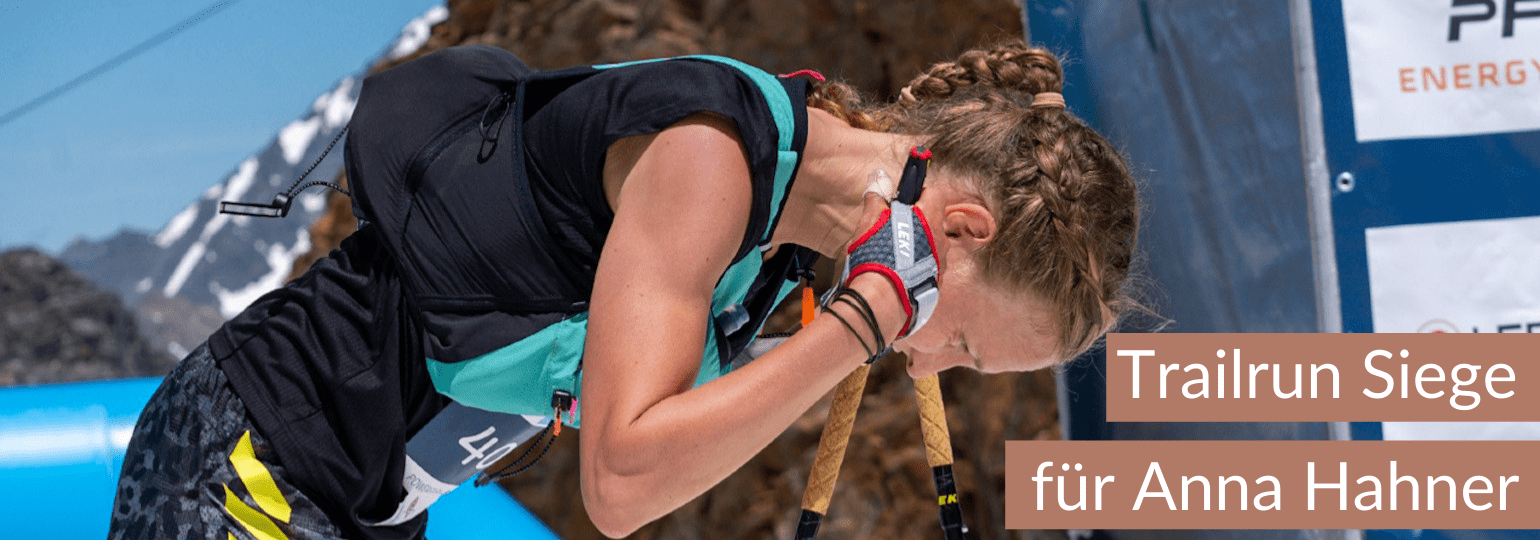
[225,44,816,526]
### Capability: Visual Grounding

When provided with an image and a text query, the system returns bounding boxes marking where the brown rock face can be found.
[289,1,1062,538]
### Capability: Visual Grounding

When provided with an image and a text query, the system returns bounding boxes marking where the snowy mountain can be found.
[61,6,449,358]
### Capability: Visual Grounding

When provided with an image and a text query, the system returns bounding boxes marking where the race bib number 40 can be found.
[366,403,549,527]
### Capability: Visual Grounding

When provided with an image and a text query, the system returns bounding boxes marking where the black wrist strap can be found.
[823,305,875,359]
[823,286,888,364]
[834,292,885,359]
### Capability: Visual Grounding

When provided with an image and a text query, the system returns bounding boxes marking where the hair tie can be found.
[899,85,918,104]
[1031,92,1065,110]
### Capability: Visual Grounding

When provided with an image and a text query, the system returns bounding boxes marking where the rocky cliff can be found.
[0,249,175,386]
[286,1,1062,539]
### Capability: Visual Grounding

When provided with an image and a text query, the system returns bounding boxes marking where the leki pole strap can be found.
[792,146,964,539]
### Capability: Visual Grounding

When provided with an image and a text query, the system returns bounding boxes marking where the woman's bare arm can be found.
[579,113,904,537]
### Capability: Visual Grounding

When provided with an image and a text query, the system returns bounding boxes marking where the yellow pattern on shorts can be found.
[223,430,293,540]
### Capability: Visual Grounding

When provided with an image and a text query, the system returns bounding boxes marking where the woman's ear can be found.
[940,203,995,250]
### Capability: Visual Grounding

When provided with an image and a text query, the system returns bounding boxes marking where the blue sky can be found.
[0,0,442,253]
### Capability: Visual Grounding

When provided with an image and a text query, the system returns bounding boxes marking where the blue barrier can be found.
[0,377,559,539]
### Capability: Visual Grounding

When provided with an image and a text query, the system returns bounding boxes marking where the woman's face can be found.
[893,253,1062,379]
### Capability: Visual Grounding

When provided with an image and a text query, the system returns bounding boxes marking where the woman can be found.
[109,40,1137,539]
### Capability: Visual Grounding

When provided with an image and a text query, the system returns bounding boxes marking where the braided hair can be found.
[806,41,1141,360]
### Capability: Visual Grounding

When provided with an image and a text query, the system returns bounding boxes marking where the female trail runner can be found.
[109,39,1138,539]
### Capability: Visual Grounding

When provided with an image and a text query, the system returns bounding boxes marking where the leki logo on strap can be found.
[894,215,914,260]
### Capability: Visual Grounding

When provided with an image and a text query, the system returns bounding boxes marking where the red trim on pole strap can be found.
[848,209,892,254]
[849,263,915,336]
[779,69,827,82]
[910,147,932,160]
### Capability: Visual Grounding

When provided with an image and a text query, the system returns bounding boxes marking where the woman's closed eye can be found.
[957,334,982,369]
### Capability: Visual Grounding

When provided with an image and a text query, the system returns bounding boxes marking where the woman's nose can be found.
[903,346,970,379]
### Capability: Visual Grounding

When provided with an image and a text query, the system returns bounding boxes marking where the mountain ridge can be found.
[60,6,450,357]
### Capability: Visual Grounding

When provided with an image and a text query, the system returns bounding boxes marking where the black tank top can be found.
[210,46,812,539]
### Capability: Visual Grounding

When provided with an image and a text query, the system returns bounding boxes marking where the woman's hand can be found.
[838,191,941,346]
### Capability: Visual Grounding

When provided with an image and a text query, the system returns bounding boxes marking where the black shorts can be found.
[108,344,348,540]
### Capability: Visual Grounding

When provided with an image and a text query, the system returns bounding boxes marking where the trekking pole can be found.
[792,370,967,540]
[792,364,870,540]
[914,374,967,540]
[791,273,872,540]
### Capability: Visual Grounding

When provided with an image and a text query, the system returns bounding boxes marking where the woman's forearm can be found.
[582,276,904,537]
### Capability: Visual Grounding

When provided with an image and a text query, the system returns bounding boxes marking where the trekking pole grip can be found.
[793,364,871,539]
[915,374,967,540]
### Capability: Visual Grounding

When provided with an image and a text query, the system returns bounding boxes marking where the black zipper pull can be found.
[551,389,575,436]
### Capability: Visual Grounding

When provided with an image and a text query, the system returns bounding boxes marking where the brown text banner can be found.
[1105,333,1540,421]
[1005,441,1540,529]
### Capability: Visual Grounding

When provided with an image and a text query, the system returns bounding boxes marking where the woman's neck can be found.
[772,108,923,258]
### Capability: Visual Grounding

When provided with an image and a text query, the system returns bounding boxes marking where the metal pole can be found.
[1289,0,1344,335]
[1020,0,1031,42]
[1291,7,1361,540]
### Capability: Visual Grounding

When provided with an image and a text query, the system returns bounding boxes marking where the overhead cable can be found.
[0,0,243,129]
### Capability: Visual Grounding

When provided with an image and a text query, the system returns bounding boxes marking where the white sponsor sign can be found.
[1367,215,1540,440]
[1366,214,1540,334]
[1342,0,1540,141]
[1383,422,1540,441]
